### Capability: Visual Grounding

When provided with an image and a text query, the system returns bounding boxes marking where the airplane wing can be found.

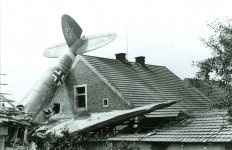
[43,33,116,58]
[77,33,116,54]
[43,43,68,58]
[37,100,179,136]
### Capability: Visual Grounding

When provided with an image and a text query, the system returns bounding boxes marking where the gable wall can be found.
[52,85,74,117]
[53,60,129,114]
[33,84,75,123]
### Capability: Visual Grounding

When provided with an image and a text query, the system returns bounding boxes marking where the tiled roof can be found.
[82,55,211,117]
[108,110,232,143]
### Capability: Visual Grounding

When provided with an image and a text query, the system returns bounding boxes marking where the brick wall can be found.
[51,58,130,118]
[52,85,74,117]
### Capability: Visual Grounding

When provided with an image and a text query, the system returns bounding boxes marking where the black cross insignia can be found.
[52,69,65,86]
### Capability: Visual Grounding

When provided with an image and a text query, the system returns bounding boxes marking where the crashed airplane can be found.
[18,14,116,123]
[11,14,179,149]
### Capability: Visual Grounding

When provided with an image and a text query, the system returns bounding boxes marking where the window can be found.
[74,85,87,110]
[103,98,109,108]
[52,103,60,114]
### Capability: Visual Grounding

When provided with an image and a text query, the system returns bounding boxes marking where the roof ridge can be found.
[82,54,166,68]
[144,63,166,68]
[82,54,116,61]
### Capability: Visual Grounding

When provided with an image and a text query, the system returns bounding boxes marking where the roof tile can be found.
[108,110,232,143]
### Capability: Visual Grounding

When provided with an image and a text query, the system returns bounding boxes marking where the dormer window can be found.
[74,85,87,110]
[103,98,109,108]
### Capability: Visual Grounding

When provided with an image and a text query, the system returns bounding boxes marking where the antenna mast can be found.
[126,23,129,59]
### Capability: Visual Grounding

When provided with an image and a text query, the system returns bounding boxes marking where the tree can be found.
[195,18,232,117]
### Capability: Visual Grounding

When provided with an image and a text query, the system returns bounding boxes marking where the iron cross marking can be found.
[52,69,65,86]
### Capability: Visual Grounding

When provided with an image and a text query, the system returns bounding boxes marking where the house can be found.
[35,53,211,123]
[31,53,232,150]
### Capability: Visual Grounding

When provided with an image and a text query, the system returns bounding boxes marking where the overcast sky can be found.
[1,0,232,102]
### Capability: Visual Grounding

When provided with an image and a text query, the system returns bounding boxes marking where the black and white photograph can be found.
[0,0,232,149]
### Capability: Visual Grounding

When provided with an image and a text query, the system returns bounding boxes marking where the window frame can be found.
[103,98,109,108]
[74,84,87,110]
[52,102,61,114]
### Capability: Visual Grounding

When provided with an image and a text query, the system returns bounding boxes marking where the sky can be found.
[0,0,232,102]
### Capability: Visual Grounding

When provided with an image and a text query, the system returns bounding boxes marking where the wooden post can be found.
[13,125,19,150]
[0,126,8,149]
[0,135,5,150]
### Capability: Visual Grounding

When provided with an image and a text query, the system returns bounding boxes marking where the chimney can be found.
[115,53,127,63]
[135,56,145,67]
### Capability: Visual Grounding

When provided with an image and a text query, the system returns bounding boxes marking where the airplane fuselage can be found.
[20,50,76,123]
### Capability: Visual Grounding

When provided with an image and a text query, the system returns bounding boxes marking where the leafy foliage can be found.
[31,128,87,150]
[195,18,232,117]
[47,129,87,150]
[196,18,232,82]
